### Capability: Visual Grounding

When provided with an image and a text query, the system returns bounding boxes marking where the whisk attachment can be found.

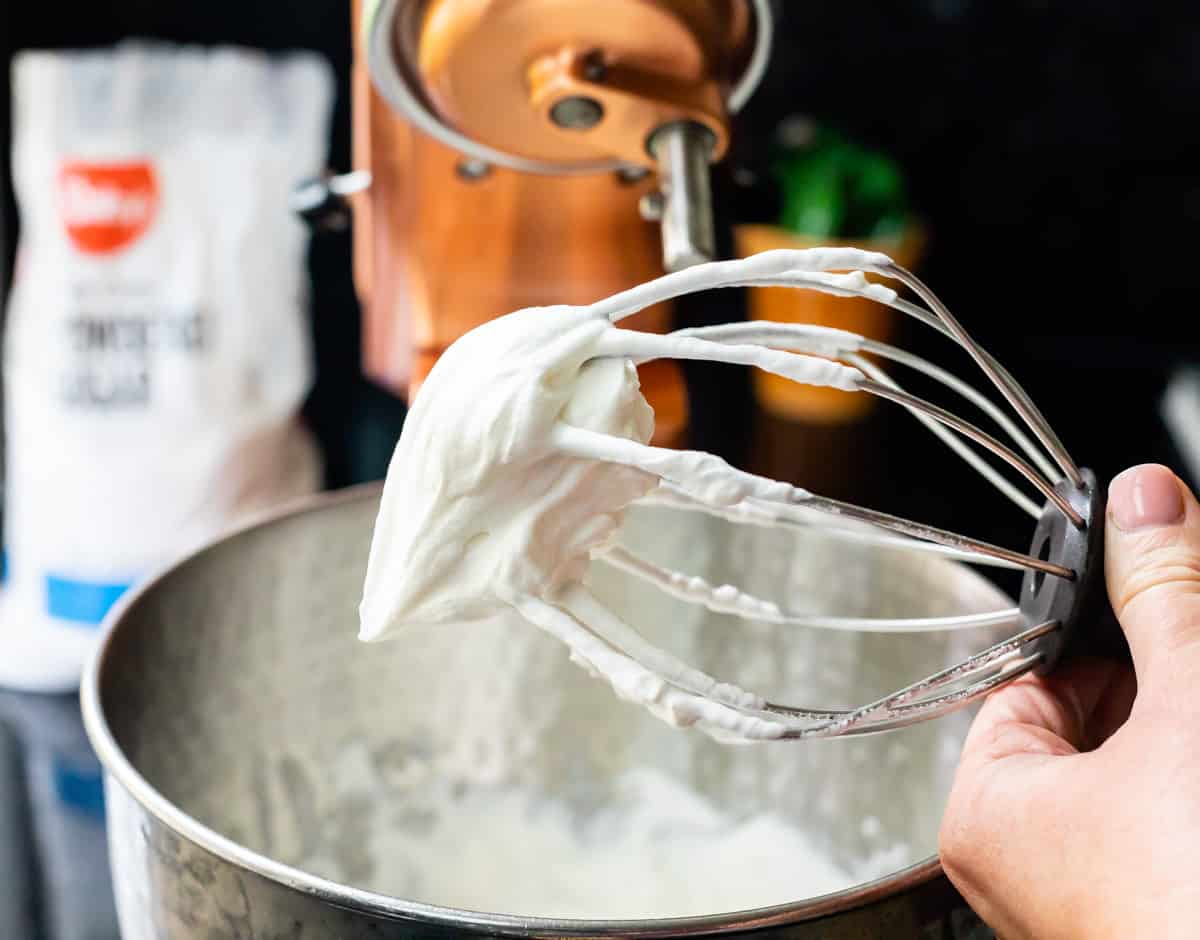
[756,477,1110,741]
[575,247,1112,740]
[360,245,1117,743]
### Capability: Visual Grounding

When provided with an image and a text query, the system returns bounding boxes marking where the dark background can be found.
[0,3,1197,936]
[5,0,1196,557]
[4,0,1197,495]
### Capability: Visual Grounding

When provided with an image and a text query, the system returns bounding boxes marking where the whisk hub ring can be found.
[1020,467,1106,673]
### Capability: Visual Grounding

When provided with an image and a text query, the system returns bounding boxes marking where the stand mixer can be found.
[323,0,774,444]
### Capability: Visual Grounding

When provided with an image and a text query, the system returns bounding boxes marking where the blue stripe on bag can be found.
[53,757,106,821]
[44,574,131,626]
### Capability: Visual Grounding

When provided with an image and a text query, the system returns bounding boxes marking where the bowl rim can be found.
[80,483,965,937]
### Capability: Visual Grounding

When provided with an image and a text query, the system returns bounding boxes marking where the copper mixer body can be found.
[417,0,746,165]
[351,0,764,445]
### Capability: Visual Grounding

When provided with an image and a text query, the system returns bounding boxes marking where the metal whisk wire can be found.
[568,247,1102,739]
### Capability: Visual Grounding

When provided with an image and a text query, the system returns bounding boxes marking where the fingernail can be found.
[1109,465,1185,531]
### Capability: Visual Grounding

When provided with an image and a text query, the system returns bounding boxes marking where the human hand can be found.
[940,463,1200,939]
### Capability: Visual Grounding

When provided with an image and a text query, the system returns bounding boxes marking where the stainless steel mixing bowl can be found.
[82,485,1006,938]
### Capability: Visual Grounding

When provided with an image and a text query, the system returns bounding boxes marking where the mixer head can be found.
[362,0,774,271]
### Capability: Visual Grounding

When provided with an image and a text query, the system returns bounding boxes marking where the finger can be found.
[940,660,1126,937]
[960,657,1128,762]
[1031,657,1137,750]
[1105,464,1200,687]
[1086,661,1137,745]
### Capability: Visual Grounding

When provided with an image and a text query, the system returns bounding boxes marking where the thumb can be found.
[1105,464,1200,687]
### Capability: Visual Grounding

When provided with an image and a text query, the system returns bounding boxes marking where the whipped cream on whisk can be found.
[357,308,831,740]
[360,248,1024,742]
[359,306,654,630]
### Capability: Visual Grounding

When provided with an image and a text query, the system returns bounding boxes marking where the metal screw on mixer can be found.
[638,191,665,221]
[617,166,651,185]
[455,158,492,181]
[550,97,605,130]
[290,170,372,231]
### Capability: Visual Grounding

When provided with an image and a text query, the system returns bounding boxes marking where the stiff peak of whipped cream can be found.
[359,305,658,637]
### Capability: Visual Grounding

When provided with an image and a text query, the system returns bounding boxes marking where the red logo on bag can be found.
[58,161,159,255]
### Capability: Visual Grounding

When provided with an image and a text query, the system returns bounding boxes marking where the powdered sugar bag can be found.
[1,43,334,690]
